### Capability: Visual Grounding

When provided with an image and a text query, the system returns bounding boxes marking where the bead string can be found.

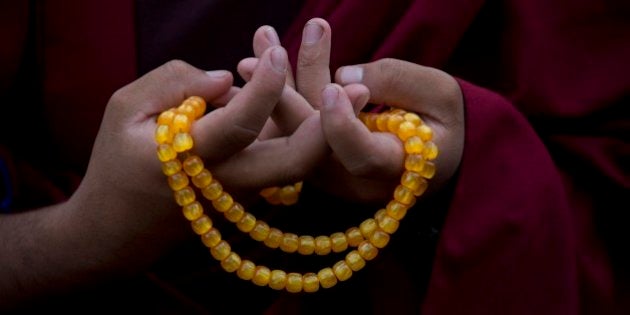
[155,96,437,292]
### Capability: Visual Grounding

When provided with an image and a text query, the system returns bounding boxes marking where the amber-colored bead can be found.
[375,113,390,131]
[161,159,182,176]
[405,154,425,172]
[403,112,422,126]
[404,136,424,154]
[414,177,429,196]
[359,218,378,238]
[295,181,303,192]
[269,270,287,290]
[374,208,387,222]
[286,273,303,293]
[386,114,404,133]
[250,221,270,241]
[237,260,256,280]
[264,192,282,205]
[369,230,390,248]
[330,232,348,253]
[423,142,439,160]
[259,186,278,198]
[221,252,241,273]
[420,161,436,179]
[157,143,177,162]
[417,124,433,141]
[191,169,212,188]
[345,250,366,271]
[303,273,320,293]
[280,233,299,253]
[333,261,352,281]
[201,228,221,248]
[174,186,195,206]
[264,228,283,249]
[365,113,378,131]
[184,96,206,118]
[155,124,173,144]
[173,133,193,152]
[394,185,416,205]
[252,266,271,286]
[397,121,416,141]
[345,227,364,247]
[168,171,189,191]
[386,200,409,220]
[171,114,190,133]
[314,236,332,255]
[210,240,231,261]
[358,241,378,261]
[212,192,234,212]
[279,185,299,205]
[201,181,223,200]
[182,155,204,176]
[191,215,213,235]
[317,268,337,289]
[298,236,315,255]
[377,213,399,234]
[182,201,203,221]
[177,103,196,120]
[401,170,422,192]
[237,213,256,233]
[157,109,176,125]
[224,203,244,222]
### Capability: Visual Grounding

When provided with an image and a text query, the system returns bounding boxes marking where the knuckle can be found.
[345,154,382,177]
[162,59,193,78]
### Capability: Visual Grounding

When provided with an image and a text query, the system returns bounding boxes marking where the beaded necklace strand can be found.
[154,96,438,293]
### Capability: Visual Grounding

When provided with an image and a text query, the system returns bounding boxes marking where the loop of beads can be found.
[155,96,438,293]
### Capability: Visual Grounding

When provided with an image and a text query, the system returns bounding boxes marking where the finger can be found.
[343,83,370,115]
[237,57,257,82]
[193,46,287,161]
[320,84,403,179]
[253,25,295,88]
[296,18,332,109]
[214,86,241,106]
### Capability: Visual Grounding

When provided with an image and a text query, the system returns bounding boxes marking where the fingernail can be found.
[206,70,229,78]
[322,85,339,108]
[270,47,287,73]
[339,66,363,84]
[303,22,323,44]
[265,26,280,45]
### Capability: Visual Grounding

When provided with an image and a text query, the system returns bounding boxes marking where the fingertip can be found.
[336,66,363,85]
[237,57,258,82]
[322,84,339,109]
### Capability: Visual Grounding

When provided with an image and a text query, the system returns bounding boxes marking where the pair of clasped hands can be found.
[72,18,464,262]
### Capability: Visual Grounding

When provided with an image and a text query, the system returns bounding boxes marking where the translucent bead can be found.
[201,181,223,200]
[157,143,177,162]
[317,268,337,289]
[157,109,176,125]
[210,240,231,261]
[177,103,196,120]
[420,161,436,179]
[375,113,390,131]
[192,169,213,188]
[417,124,433,141]
[386,114,404,133]
[332,261,352,281]
[295,181,303,192]
[264,228,283,249]
[397,121,416,141]
[237,260,256,280]
[286,273,303,293]
[221,252,241,273]
[314,236,332,255]
[191,215,213,235]
[182,201,203,221]
[394,185,416,205]
[171,114,191,133]
[174,186,195,206]
[212,192,234,212]
[264,191,282,205]
[377,213,399,234]
[414,177,429,196]
[358,241,378,261]
[237,213,256,233]
[184,96,206,118]
[423,141,439,160]
[358,112,368,124]
[369,230,390,248]
[279,185,299,205]
[183,155,204,176]
[168,171,189,191]
[161,159,182,176]
[303,273,320,293]
[224,202,244,222]
[405,154,425,172]
[403,112,422,126]
[280,233,299,253]
[201,228,221,248]
[259,186,278,198]
[252,266,271,286]
[365,113,378,131]
[386,200,409,220]
[250,220,270,241]
[404,136,424,154]
[330,232,348,253]
[155,124,173,144]
[374,209,386,222]
[345,227,364,247]
[172,133,193,152]
[298,235,315,255]
[359,218,378,238]
[401,170,422,191]
[269,270,287,290]
[345,250,366,271]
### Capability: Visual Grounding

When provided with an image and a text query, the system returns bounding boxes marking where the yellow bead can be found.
[191,214,213,235]
[417,124,433,141]
[237,260,256,280]
[404,136,424,154]
[224,203,245,223]
[172,133,193,152]
[259,187,278,198]
[201,228,221,248]
[374,208,387,222]
[345,250,366,271]
[345,227,364,247]
[365,113,378,131]
[302,273,320,293]
[286,273,303,293]
[423,141,439,160]
[420,161,436,179]
[184,96,206,118]
[405,154,425,172]
[359,218,378,238]
[403,112,422,126]
[252,266,271,286]
[177,103,196,120]
[269,270,287,290]
[264,191,282,205]
[192,169,213,188]
[264,228,283,249]
[237,213,256,233]
[332,261,352,281]
[314,236,332,255]
[386,114,404,133]
[317,268,337,289]
[161,159,182,176]
[358,241,378,261]
[221,252,242,273]
[250,220,270,241]
[280,233,299,253]
[168,171,189,191]
[201,181,223,200]
[157,143,176,162]
[210,240,231,261]
[155,124,173,144]
[212,192,234,212]
[414,177,429,196]
[386,200,409,220]
[397,121,416,141]
[369,230,390,248]
[279,185,299,206]
[157,109,176,125]
[375,113,390,131]
[183,155,204,176]
[401,170,422,191]
[394,185,416,205]
[174,186,195,206]
[298,235,315,255]
[377,213,399,234]
[182,201,203,221]
[295,181,303,192]
[358,112,368,124]
[330,232,348,253]
[171,114,190,133]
